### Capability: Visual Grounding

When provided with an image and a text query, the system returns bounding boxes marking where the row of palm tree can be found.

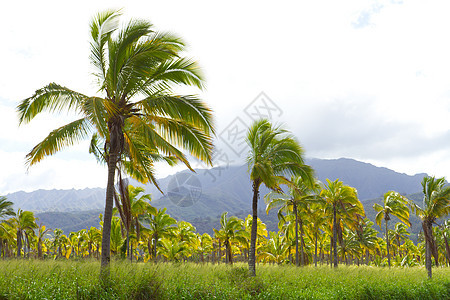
[1,176,449,277]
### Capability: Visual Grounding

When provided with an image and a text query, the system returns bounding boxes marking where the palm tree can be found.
[11,209,37,258]
[354,218,378,265]
[265,175,317,267]
[0,197,14,220]
[36,224,51,259]
[17,9,214,270]
[213,212,246,264]
[246,119,310,276]
[114,179,156,261]
[373,191,410,267]
[258,231,289,264]
[410,176,450,278]
[140,208,176,262]
[320,179,363,268]
[389,222,410,259]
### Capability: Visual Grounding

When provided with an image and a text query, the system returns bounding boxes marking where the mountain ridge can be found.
[5,157,429,234]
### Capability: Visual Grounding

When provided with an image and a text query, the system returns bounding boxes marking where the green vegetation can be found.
[0,261,448,299]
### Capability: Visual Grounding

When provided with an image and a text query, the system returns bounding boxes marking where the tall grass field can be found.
[0,260,449,299]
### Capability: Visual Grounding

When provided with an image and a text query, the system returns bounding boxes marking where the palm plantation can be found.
[246,118,312,275]
[17,10,214,270]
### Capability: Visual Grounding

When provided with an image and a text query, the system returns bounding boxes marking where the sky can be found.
[2,0,450,195]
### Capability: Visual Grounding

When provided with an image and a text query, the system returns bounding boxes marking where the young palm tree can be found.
[373,191,410,268]
[17,10,214,270]
[213,212,246,264]
[410,176,450,278]
[114,179,156,261]
[265,175,317,267]
[246,119,310,275]
[140,208,176,262]
[320,179,363,268]
[36,224,51,259]
[11,209,37,258]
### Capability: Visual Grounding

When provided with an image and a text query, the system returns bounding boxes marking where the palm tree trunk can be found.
[314,230,318,267]
[443,235,450,266]
[154,233,158,263]
[248,180,259,276]
[332,204,338,268]
[294,203,299,267]
[385,219,391,268]
[299,218,305,266]
[423,221,432,279]
[126,231,130,261]
[16,230,22,258]
[101,150,118,272]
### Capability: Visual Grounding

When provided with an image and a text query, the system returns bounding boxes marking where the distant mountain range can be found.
[6,158,429,235]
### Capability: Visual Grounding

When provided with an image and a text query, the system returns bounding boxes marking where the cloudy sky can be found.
[1,0,450,195]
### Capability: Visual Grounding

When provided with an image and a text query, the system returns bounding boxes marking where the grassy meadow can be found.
[0,260,449,299]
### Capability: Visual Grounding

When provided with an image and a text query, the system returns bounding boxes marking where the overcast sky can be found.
[1,0,450,195]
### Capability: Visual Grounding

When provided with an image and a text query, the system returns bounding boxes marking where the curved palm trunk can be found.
[101,151,118,273]
[385,218,391,268]
[294,203,299,267]
[248,180,259,276]
[332,204,338,268]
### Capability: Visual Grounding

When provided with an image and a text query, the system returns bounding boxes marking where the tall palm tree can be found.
[246,119,310,276]
[265,175,317,267]
[410,176,450,278]
[320,179,363,268]
[17,10,214,270]
[373,191,410,267]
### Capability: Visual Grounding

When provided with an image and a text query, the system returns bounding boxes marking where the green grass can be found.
[0,260,449,299]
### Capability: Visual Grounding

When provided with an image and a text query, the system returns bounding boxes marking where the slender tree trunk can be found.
[299,218,305,266]
[294,203,299,267]
[154,233,158,263]
[385,218,391,268]
[443,235,450,266]
[248,180,259,276]
[366,249,369,265]
[101,151,118,273]
[332,204,338,268]
[16,230,22,258]
[126,231,130,261]
[314,231,318,267]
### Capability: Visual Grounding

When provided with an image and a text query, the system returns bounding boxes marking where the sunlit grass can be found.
[0,260,448,299]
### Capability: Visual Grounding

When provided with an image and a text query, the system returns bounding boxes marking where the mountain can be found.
[7,157,428,234]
